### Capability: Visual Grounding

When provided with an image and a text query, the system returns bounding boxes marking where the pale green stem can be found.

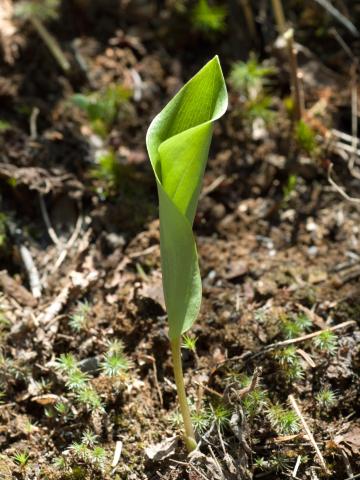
[30,17,70,73]
[170,337,196,452]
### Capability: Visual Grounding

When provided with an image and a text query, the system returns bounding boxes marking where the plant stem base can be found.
[170,337,196,452]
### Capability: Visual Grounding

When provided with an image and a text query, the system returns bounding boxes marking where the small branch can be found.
[292,455,301,478]
[224,320,356,363]
[30,17,70,72]
[51,213,83,273]
[350,63,358,170]
[37,284,70,327]
[140,354,163,406]
[200,174,226,199]
[111,440,123,468]
[38,193,62,247]
[289,395,329,474]
[262,320,355,351]
[315,1,359,37]
[30,106,39,140]
[327,163,360,204]
[19,244,41,298]
[239,0,257,41]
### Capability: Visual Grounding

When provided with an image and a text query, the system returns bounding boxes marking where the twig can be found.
[111,440,123,468]
[296,348,316,368]
[289,395,329,474]
[329,28,359,170]
[19,244,41,298]
[51,213,83,273]
[226,320,356,363]
[128,244,158,259]
[200,174,226,198]
[30,106,39,140]
[332,129,359,147]
[37,285,70,327]
[240,0,257,41]
[344,473,360,480]
[314,1,358,37]
[350,63,358,170]
[292,455,301,478]
[262,320,355,351]
[38,193,62,247]
[327,163,360,204]
[30,17,70,72]
[130,69,143,102]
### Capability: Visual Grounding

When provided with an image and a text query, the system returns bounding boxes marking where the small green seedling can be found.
[316,387,337,409]
[191,0,227,33]
[267,403,300,434]
[100,340,131,377]
[13,451,30,468]
[295,119,317,154]
[69,301,91,332]
[0,120,11,133]
[147,56,227,450]
[229,55,274,99]
[182,334,198,352]
[72,85,131,137]
[229,55,275,124]
[313,330,338,354]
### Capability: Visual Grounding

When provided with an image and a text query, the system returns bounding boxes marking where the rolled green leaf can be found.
[146,56,228,340]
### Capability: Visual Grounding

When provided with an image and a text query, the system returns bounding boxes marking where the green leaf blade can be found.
[146,56,228,339]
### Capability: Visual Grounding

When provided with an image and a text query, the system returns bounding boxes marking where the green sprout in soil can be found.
[191,408,211,434]
[91,149,121,197]
[281,313,312,339]
[52,455,67,470]
[182,334,198,352]
[229,55,275,125]
[229,55,274,98]
[316,387,337,409]
[69,301,91,332]
[12,451,30,468]
[54,401,70,417]
[100,344,131,377]
[274,346,304,381]
[211,402,232,430]
[66,369,90,391]
[55,353,78,374]
[0,213,9,249]
[72,85,131,138]
[282,174,297,202]
[0,120,11,133]
[254,457,269,471]
[270,454,291,473]
[242,388,269,417]
[68,430,107,470]
[313,330,338,354]
[15,0,70,72]
[267,403,300,434]
[55,353,104,413]
[76,386,104,412]
[191,0,227,33]
[191,401,231,434]
[146,56,227,451]
[295,119,317,154]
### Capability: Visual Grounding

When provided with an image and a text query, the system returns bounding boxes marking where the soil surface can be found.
[0,1,360,479]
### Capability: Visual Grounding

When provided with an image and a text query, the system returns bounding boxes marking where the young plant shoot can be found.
[146,56,227,451]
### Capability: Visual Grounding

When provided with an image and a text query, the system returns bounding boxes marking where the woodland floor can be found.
[0,1,360,479]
